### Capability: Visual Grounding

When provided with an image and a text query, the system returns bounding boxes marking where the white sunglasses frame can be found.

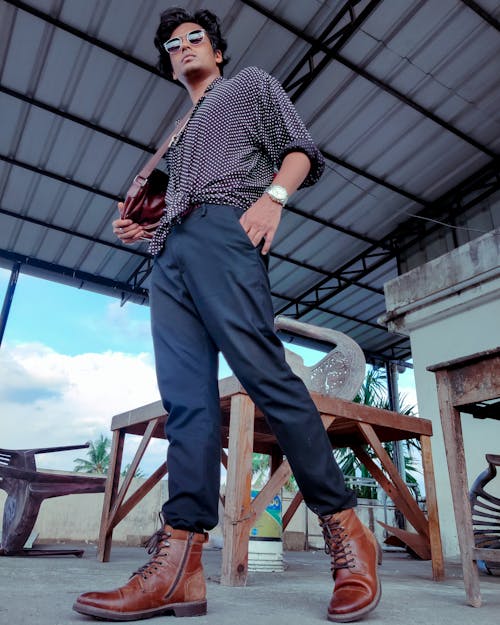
[163,29,207,55]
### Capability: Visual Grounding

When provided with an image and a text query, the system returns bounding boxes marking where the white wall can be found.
[383,229,500,558]
[1,483,400,552]
[409,289,500,557]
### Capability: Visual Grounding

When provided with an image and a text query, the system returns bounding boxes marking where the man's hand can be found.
[239,194,283,255]
[113,203,146,244]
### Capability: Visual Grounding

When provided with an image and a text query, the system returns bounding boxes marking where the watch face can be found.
[270,185,287,202]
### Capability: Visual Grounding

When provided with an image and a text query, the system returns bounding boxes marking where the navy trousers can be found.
[149,204,356,533]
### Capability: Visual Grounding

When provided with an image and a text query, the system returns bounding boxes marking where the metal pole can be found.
[0,262,20,347]
[386,361,406,529]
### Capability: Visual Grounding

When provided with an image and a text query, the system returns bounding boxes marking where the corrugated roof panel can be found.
[0,94,25,152]
[34,28,87,103]
[55,233,95,267]
[100,148,146,201]
[1,0,498,362]
[100,248,144,280]
[0,211,20,249]
[1,10,47,92]
[77,241,113,274]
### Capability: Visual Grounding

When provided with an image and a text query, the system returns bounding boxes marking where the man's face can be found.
[167,22,222,83]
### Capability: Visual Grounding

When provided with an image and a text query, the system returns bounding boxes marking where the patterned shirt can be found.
[148,66,325,256]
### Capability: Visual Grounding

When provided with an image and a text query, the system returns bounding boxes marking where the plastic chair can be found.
[470,453,500,575]
[0,444,106,557]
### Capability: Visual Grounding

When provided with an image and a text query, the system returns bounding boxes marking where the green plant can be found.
[73,434,110,474]
[336,367,422,498]
[121,463,146,479]
[251,453,298,492]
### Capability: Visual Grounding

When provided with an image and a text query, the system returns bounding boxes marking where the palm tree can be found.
[335,367,422,498]
[73,434,110,474]
[251,453,298,492]
[121,463,146,479]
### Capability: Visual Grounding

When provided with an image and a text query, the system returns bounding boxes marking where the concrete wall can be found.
[0,481,400,551]
[383,228,500,558]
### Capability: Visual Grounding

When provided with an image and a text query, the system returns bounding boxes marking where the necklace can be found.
[168,111,193,149]
[167,77,220,149]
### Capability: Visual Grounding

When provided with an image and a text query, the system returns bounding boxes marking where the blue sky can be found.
[0,266,418,478]
[0,269,153,355]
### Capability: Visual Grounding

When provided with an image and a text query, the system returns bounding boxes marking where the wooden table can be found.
[428,347,500,607]
[98,376,444,585]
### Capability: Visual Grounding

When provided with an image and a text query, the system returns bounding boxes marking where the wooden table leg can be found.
[435,371,481,607]
[107,418,159,530]
[97,429,124,562]
[221,393,255,586]
[357,424,430,538]
[420,434,445,581]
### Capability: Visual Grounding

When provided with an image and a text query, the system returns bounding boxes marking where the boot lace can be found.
[320,516,355,571]
[131,528,172,580]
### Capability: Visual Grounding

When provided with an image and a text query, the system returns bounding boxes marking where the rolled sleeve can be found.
[256,69,325,187]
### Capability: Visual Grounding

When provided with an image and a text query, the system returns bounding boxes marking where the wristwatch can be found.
[265,183,289,207]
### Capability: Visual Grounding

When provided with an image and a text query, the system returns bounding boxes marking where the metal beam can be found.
[0,85,154,154]
[0,154,119,201]
[276,245,394,318]
[276,157,500,319]
[1,86,429,256]
[240,0,497,158]
[0,261,20,347]
[284,203,392,248]
[271,290,386,330]
[0,199,383,297]
[122,232,385,302]
[0,248,149,305]
[0,206,149,258]
[283,0,359,94]
[10,0,495,208]
[460,0,500,32]
[364,344,412,368]
[321,148,428,205]
[5,0,434,204]
[1,88,396,248]
[393,157,500,241]
[286,0,383,103]
[271,251,383,295]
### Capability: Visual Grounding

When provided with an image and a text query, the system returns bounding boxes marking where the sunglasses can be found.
[163,29,206,55]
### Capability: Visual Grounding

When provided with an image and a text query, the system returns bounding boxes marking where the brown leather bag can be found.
[120,109,193,239]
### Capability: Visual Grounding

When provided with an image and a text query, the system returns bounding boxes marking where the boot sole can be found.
[72,599,207,620]
[327,579,382,623]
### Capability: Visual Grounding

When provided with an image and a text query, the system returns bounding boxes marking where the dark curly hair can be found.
[154,7,229,81]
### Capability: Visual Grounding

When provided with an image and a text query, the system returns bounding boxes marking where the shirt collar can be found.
[204,76,224,93]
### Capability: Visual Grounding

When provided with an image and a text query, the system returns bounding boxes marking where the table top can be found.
[110,376,432,452]
[428,348,500,420]
[427,346,500,373]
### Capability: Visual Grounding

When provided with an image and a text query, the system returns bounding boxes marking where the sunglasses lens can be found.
[164,37,182,54]
[164,30,205,54]
[187,30,205,44]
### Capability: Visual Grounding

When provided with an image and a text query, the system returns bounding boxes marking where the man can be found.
[73,7,380,623]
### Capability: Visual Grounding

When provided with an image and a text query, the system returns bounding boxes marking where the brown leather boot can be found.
[73,525,207,620]
[319,509,381,623]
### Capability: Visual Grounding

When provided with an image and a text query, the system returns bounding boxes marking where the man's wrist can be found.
[265,183,288,207]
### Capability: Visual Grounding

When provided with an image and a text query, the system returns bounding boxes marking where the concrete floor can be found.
[0,545,498,625]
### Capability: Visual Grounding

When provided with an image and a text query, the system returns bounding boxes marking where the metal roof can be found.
[1,0,499,365]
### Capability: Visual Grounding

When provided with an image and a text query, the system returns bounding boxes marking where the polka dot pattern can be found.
[149,67,325,256]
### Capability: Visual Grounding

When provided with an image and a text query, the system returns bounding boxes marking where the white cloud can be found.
[79,300,152,346]
[0,342,165,474]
